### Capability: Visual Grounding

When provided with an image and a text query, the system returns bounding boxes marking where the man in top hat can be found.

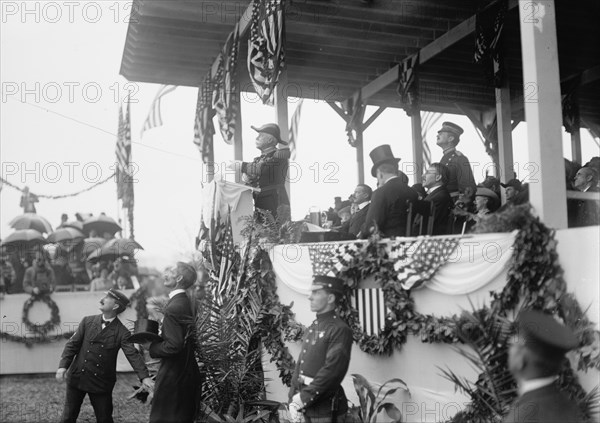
[503,310,582,422]
[360,145,418,238]
[436,122,476,197]
[289,275,353,423]
[56,288,154,423]
[142,262,201,423]
[236,123,290,218]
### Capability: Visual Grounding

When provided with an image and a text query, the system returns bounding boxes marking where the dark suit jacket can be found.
[340,203,370,237]
[242,149,290,217]
[59,315,149,394]
[361,178,418,238]
[149,292,201,423]
[503,383,583,423]
[424,186,453,235]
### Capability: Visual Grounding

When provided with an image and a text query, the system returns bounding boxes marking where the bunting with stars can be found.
[307,243,338,277]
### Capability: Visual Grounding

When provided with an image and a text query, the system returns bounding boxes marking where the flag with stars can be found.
[193,73,215,163]
[213,24,240,145]
[392,237,460,290]
[307,243,338,277]
[247,0,285,105]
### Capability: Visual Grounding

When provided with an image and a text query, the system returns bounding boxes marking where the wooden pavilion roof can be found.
[120,0,600,126]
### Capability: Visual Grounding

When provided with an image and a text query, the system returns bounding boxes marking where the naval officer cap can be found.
[311,275,346,294]
[105,288,130,308]
[438,122,464,137]
[516,310,579,358]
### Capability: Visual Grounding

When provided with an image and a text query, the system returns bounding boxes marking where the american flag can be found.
[397,52,420,116]
[247,0,285,105]
[352,288,387,336]
[115,96,135,238]
[393,237,459,290]
[288,99,303,160]
[193,74,215,164]
[140,84,177,138]
[421,111,442,168]
[307,243,338,277]
[215,211,237,300]
[213,24,239,145]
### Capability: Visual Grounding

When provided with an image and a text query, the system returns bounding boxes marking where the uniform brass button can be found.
[84,360,87,362]
[303,350,306,353]
[99,355,102,357]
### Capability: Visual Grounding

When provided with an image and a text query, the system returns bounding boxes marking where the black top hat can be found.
[517,310,578,358]
[129,319,162,344]
[251,123,288,145]
[311,275,346,294]
[105,288,130,308]
[369,145,400,177]
[437,122,464,138]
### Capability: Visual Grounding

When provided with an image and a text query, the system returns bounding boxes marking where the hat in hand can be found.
[129,318,162,344]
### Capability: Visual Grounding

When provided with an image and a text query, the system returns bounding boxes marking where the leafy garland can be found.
[1,286,149,346]
[22,294,61,336]
[250,204,599,418]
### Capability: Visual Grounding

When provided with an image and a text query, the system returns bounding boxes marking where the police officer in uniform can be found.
[56,288,153,423]
[504,310,583,423]
[289,275,353,423]
[436,122,476,198]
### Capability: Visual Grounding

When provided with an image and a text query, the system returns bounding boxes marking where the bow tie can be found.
[101,319,110,327]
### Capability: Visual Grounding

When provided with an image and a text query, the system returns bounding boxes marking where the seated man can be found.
[361,145,417,238]
[23,250,56,295]
[421,163,453,235]
[339,184,372,238]
[238,123,290,218]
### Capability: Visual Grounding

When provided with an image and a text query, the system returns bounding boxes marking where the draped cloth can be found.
[270,231,517,296]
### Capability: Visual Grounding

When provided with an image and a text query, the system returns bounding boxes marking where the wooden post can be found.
[496,75,514,203]
[356,125,365,185]
[519,0,567,228]
[411,110,424,184]
[274,70,290,204]
[571,129,582,164]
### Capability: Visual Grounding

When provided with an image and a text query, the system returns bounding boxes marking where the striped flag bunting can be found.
[392,237,460,290]
[351,288,387,336]
[247,0,285,105]
[288,99,303,160]
[140,84,176,138]
[397,52,420,116]
[193,74,216,164]
[213,24,240,145]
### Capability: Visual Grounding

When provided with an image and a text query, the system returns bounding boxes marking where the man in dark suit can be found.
[289,276,353,423]
[570,166,600,227]
[144,262,201,423]
[422,163,453,235]
[238,123,290,218]
[339,184,372,238]
[503,310,582,423]
[361,145,418,238]
[56,288,153,423]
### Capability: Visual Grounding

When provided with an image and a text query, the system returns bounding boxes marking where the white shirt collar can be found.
[383,175,399,185]
[426,185,442,194]
[102,316,116,323]
[519,376,557,396]
[169,289,186,299]
[357,201,370,210]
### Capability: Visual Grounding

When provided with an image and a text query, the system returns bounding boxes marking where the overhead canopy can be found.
[120,0,600,125]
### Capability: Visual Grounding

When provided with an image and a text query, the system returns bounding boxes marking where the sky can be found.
[1,2,598,270]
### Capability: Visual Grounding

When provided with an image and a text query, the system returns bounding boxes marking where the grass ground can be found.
[0,373,151,423]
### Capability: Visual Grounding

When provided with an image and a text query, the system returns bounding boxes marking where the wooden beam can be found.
[411,110,424,184]
[326,101,349,123]
[354,0,518,102]
[356,127,365,185]
[363,107,386,131]
[210,2,254,77]
[274,71,291,204]
[496,65,514,186]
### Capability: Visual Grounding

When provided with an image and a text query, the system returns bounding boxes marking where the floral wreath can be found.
[22,294,61,336]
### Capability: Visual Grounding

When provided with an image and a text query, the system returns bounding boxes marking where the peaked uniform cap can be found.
[369,144,401,177]
[438,122,464,137]
[517,310,579,356]
[251,123,288,145]
[311,275,346,294]
[105,288,130,307]
[501,179,523,190]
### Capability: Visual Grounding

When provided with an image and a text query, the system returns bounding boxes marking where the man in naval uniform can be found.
[289,276,353,423]
[436,122,476,198]
[503,310,583,423]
